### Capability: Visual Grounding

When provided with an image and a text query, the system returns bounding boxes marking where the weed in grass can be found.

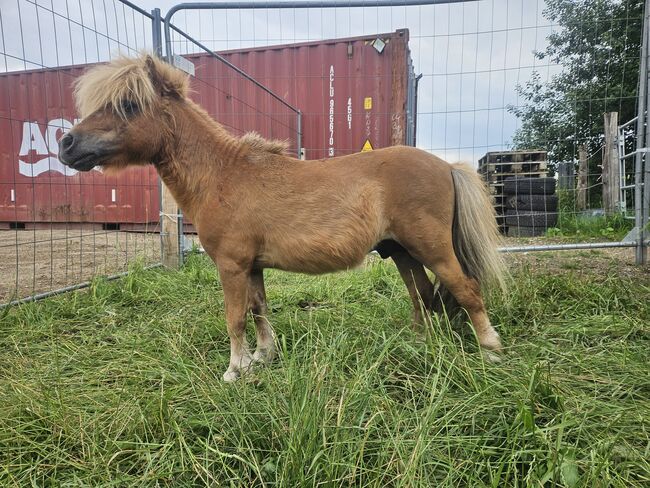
[0,254,649,486]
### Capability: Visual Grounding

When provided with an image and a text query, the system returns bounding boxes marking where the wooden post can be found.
[160,182,181,269]
[603,112,620,215]
[577,144,588,211]
[390,29,409,146]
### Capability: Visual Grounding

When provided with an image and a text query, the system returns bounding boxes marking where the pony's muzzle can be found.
[59,133,75,153]
[58,132,107,171]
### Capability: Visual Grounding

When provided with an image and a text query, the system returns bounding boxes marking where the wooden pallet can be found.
[478,150,548,234]
[479,161,547,175]
[479,150,546,165]
[483,170,548,182]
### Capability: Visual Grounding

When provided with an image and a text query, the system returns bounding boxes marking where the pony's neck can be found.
[156,99,244,219]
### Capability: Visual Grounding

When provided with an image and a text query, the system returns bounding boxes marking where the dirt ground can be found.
[1,231,648,304]
[0,229,161,303]
[502,236,650,283]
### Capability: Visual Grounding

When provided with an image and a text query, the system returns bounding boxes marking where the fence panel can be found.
[0,1,161,305]
[2,0,648,308]
[163,0,647,262]
[166,25,301,154]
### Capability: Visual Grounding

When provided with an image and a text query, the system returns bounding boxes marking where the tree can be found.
[509,0,644,201]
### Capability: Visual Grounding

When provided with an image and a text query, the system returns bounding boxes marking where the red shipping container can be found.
[211,28,417,159]
[0,65,160,228]
[0,29,416,227]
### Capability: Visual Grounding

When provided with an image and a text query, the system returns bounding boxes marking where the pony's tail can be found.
[431,163,507,319]
[449,163,507,294]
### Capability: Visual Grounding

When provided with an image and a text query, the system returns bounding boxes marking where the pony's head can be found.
[59,55,188,172]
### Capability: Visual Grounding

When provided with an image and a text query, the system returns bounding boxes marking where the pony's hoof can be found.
[223,368,240,382]
[480,330,502,350]
[482,350,502,363]
[252,347,276,366]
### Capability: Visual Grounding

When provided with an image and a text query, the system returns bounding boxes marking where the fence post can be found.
[643,0,650,264]
[635,0,650,265]
[603,112,620,215]
[153,8,181,269]
[159,188,182,269]
[151,8,163,57]
[297,110,303,159]
[577,145,588,211]
[557,161,575,190]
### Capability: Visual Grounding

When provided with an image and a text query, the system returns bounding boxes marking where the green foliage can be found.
[548,190,633,240]
[557,189,577,217]
[1,255,649,486]
[509,0,643,179]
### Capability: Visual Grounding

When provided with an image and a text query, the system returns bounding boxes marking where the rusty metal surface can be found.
[208,29,413,159]
[0,67,159,224]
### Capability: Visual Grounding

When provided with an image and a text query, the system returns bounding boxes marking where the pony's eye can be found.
[121,100,138,116]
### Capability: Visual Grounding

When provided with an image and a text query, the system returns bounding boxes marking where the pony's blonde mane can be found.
[239,131,289,154]
[74,54,189,119]
[240,132,290,155]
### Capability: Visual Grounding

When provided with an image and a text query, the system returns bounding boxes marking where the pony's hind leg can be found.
[391,250,435,329]
[407,237,502,355]
[249,270,276,365]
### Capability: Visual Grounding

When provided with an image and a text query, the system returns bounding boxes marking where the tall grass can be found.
[548,190,633,240]
[0,255,648,486]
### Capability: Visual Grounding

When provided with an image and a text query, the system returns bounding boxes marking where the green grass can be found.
[546,213,633,241]
[547,190,634,241]
[1,254,649,487]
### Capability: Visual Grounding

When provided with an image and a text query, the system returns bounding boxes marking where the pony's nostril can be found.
[60,133,75,152]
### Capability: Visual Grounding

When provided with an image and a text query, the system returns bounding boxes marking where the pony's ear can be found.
[144,55,187,99]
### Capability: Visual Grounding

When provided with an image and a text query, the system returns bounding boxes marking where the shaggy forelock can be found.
[73,55,188,119]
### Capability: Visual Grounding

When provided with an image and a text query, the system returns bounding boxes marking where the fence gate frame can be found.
[628,0,650,265]
[2,0,647,308]
[1,0,166,309]
[159,0,649,265]
[618,115,637,221]
[159,0,481,268]
[503,0,649,261]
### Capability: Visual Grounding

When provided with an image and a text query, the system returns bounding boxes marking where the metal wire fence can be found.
[1,0,648,306]
[0,0,161,305]
[162,0,648,262]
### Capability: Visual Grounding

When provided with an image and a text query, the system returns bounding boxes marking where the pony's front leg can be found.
[218,260,254,382]
[249,270,276,365]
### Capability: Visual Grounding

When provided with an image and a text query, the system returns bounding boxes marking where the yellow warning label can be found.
[361,139,373,152]
[364,97,372,110]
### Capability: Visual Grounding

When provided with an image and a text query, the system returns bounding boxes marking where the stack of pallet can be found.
[478,150,550,234]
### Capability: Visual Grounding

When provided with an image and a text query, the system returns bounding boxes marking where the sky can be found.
[1,0,561,164]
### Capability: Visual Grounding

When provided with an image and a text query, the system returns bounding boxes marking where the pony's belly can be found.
[256,199,388,274]
[257,234,376,274]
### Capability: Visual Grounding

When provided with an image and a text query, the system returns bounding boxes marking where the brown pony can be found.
[59,55,506,381]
